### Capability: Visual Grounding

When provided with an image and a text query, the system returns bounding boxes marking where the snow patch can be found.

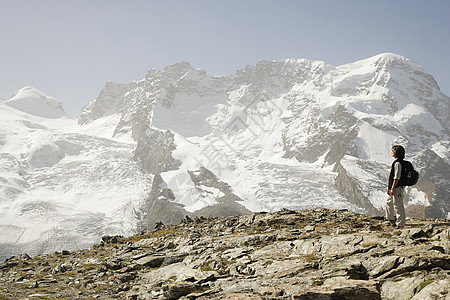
[153,93,227,137]
[355,122,397,164]
[406,187,430,207]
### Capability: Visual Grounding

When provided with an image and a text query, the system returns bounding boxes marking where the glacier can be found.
[0,53,448,260]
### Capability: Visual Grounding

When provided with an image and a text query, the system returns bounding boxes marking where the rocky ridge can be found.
[1,209,449,299]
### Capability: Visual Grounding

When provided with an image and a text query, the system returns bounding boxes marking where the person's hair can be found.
[392,145,405,160]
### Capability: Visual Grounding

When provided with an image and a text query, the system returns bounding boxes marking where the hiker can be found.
[386,145,406,228]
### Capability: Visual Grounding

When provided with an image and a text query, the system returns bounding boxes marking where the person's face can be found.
[392,149,397,158]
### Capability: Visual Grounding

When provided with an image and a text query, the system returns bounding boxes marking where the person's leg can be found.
[393,187,405,227]
[385,195,395,222]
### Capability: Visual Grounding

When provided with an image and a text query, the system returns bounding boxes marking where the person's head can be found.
[391,145,405,160]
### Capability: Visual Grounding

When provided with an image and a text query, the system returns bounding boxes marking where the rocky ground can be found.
[0,208,449,299]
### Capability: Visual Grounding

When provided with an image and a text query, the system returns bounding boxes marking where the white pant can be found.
[385,186,405,227]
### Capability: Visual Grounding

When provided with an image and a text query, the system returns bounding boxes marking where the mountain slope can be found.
[79,53,449,218]
[1,53,448,260]
[0,99,152,261]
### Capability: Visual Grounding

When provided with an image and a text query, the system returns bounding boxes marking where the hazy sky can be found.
[1,0,449,117]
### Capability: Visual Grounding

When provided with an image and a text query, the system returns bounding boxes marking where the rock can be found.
[293,278,381,300]
[439,228,450,254]
[346,261,369,280]
[52,264,69,274]
[154,221,164,230]
[104,259,124,270]
[19,254,32,261]
[369,256,400,277]
[381,277,424,300]
[116,273,135,283]
[133,129,181,173]
[162,281,200,299]
[304,225,315,232]
[101,235,124,244]
[0,209,448,299]
[230,263,256,276]
[163,254,188,266]
[410,278,450,300]
[320,234,363,257]
[28,294,52,298]
[134,255,165,268]
[401,228,428,239]
[376,257,421,280]
[198,292,263,300]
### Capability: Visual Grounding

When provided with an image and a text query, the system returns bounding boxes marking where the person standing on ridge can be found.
[386,145,406,228]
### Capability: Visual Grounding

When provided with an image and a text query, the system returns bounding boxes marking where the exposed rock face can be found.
[78,81,137,125]
[133,128,182,174]
[146,167,251,229]
[187,167,251,218]
[1,209,448,299]
[146,174,189,229]
[335,161,381,215]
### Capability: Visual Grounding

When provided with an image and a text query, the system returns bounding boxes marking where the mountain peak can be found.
[5,86,68,119]
[352,52,423,71]
[162,61,195,74]
[372,52,406,61]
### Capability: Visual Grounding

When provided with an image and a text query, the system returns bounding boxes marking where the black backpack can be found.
[399,160,419,186]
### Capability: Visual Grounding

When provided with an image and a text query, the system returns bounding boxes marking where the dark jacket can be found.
[388,159,404,189]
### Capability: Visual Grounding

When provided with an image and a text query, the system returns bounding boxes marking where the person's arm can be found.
[389,179,399,195]
[389,162,401,195]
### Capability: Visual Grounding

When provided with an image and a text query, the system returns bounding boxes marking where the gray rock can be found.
[52,264,69,274]
[401,228,428,239]
[410,278,450,300]
[346,261,369,280]
[134,255,165,268]
[293,278,381,300]
[163,254,188,266]
[304,225,315,232]
[369,256,400,277]
[133,129,181,174]
[162,281,200,299]
[381,277,423,300]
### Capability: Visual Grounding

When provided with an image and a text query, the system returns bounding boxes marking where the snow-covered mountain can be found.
[0,88,152,261]
[1,53,448,260]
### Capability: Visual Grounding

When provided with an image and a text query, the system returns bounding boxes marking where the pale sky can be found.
[1,0,449,117]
